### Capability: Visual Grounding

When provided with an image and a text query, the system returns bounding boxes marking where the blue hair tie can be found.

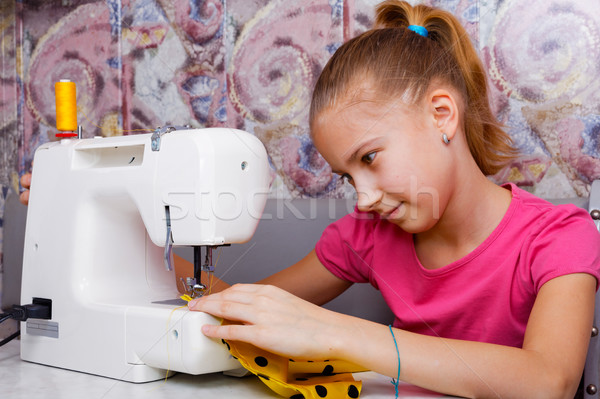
[407,24,428,37]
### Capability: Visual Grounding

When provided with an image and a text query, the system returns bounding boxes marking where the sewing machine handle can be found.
[164,206,173,271]
[589,180,600,232]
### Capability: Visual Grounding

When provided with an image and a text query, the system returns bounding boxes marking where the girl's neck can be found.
[413,171,512,270]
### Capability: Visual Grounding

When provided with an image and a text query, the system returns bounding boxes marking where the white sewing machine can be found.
[19,127,271,382]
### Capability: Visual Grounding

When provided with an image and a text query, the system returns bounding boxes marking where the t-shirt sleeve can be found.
[527,204,600,293]
[314,212,377,284]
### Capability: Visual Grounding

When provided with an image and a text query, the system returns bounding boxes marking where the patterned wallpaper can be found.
[1,0,600,290]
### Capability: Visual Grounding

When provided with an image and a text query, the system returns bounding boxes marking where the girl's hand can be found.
[188,284,348,360]
[20,173,32,205]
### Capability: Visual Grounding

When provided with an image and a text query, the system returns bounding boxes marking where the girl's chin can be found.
[384,206,437,234]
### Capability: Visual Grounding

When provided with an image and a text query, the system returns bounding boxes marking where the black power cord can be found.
[0,312,13,324]
[0,299,52,347]
[6,303,52,321]
[0,331,20,346]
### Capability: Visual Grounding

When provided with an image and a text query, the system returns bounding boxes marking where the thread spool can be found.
[55,79,78,137]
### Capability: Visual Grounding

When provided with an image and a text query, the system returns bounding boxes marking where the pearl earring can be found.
[442,133,450,144]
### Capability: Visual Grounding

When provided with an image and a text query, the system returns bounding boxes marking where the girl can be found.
[189,1,600,397]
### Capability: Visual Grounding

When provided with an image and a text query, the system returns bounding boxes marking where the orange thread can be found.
[55,80,78,131]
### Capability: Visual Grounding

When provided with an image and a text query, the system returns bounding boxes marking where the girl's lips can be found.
[383,202,404,219]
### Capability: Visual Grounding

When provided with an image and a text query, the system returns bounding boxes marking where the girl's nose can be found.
[355,180,382,212]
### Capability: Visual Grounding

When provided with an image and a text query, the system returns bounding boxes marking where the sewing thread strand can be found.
[77,105,154,135]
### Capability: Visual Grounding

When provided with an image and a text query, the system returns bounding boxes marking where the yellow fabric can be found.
[221,323,366,398]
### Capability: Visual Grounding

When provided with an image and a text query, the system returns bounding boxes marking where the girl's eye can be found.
[340,173,353,184]
[361,151,376,164]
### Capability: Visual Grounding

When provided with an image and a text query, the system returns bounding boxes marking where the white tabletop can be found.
[0,340,446,398]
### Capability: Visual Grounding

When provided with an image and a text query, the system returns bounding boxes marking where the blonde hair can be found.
[310,0,517,175]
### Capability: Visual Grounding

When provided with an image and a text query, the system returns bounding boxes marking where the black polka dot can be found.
[257,373,270,381]
[315,385,328,397]
[254,356,268,367]
[348,384,359,398]
[221,339,230,350]
[290,394,304,399]
[322,365,334,375]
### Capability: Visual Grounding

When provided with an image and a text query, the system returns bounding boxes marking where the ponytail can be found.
[310,0,518,175]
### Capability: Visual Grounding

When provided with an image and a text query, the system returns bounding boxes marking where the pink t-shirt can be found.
[315,184,600,347]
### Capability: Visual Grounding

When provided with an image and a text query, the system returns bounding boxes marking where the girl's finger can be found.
[189,289,256,310]
[201,323,256,342]
[191,297,262,324]
[19,190,30,205]
[188,283,284,310]
[20,173,31,189]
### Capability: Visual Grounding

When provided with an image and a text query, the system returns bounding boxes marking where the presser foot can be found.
[180,276,211,298]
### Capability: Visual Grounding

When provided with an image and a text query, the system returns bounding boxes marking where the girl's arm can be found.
[176,249,352,304]
[341,272,595,398]
[257,249,353,305]
[190,271,596,399]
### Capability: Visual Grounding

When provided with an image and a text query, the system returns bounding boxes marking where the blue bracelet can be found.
[389,325,400,398]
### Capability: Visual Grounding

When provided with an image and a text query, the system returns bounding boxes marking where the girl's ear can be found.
[428,89,460,141]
